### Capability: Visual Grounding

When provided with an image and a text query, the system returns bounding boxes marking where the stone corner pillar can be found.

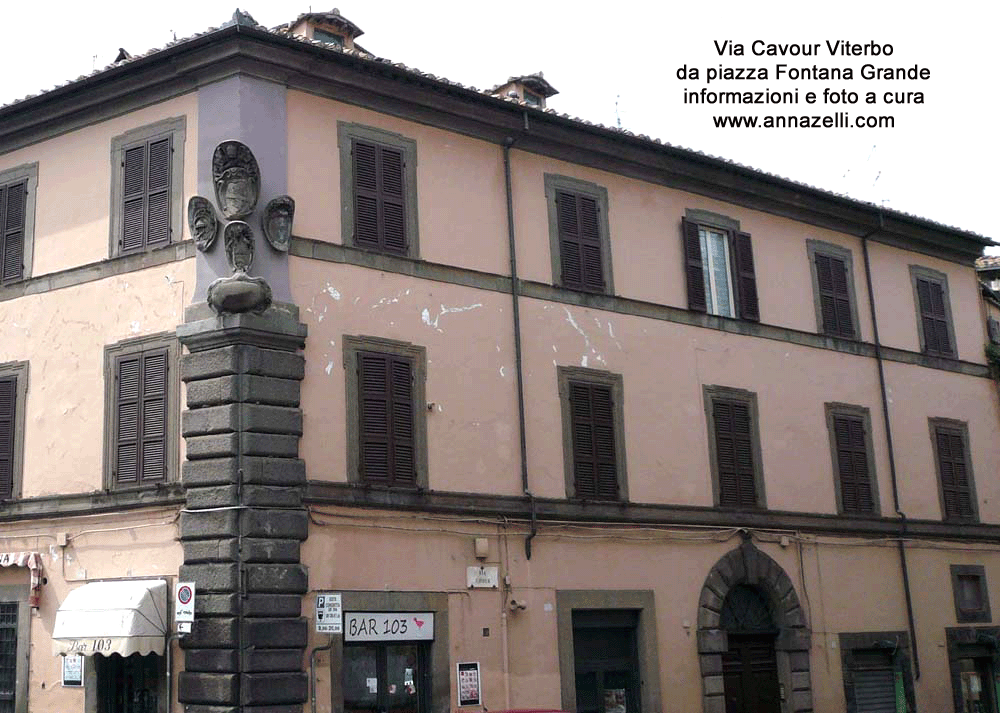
[176,302,310,711]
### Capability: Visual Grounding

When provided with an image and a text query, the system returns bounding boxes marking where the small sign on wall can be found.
[315,592,343,634]
[457,662,481,706]
[466,566,499,589]
[62,654,84,687]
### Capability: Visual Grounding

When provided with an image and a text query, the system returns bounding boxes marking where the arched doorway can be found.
[720,584,781,713]
[697,540,814,713]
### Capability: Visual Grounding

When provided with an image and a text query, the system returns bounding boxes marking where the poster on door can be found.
[457,662,481,706]
[603,689,626,713]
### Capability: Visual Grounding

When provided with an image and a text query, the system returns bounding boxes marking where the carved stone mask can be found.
[188,196,219,251]
[262,195,295,252]
[224,221,255,273]
[212,141,260,220]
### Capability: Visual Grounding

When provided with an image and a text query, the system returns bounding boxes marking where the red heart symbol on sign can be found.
[414,618,425,628]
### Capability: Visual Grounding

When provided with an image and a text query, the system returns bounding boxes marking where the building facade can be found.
[1,9,999,713]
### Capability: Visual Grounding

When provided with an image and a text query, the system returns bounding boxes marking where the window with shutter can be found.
[950,565,991,623]
[110,117,185,257]
[0,164,36,286]
[105,336,177,489]
[558,367,626,501]
[545,174,614,295]
[932,421,977,522]
[705,386,764,509]
[826,405,879,516]
[339,122,419,259]
[344,336,428,489]
[682,213,758,321]
[910,265,956,358]
[0,377,15,501]
[807,241,861,340]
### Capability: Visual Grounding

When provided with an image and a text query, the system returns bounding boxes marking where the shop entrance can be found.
[344,643,430,713]
[958,655,999,713]
[95,653,160,713]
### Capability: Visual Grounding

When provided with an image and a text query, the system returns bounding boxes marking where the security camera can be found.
[509,599,527,611]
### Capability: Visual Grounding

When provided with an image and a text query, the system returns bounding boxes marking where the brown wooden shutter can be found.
[569,381,618,500]
[681,218,706,312]
[358,352,415,486]
[732,231,759,321]
[557,191,604,291]
[816,254,854,337]
[916,278,953,356]
[352,140,407,255]
[0,376,15,500]
[1,181,27,283]
[145,137,172,247]
[833,414,874,513]
[713,399,757,507]
[937,427,974,520]
[115,349,168,487]
[121,144,147,253]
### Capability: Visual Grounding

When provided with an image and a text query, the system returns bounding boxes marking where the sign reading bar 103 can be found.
[345,612,435,642]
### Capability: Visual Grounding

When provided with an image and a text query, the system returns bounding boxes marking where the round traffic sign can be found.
[177,585,193,605]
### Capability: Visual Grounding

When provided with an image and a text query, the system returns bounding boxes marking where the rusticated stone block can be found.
[178,671,238,705]
[184,649,239,673]
[177,706,237,713]
[182,345,304,381]
[180,617,238,649]
[243,538,301,563]
[186,374,301,408]
[180,510,239,540]
[242,509,308,540]
[183,538,239,563]
[186,433,240,460]
[242,457,306,486]
[698,629,728,653]
[186,485,240,509]
[243,618,308,648]
[183,458,241,486]
[703,694,726,713]
[179,563,239,592]
[243,484,303,508]
[703,675,724,696]
[244,648,305,673]
[241,672,308,704]
[182,404,303,437]
[195,593,239,616]
[241,433,300,458]
[700,654,723,675]
[245,594,304,617]
[247,564,308,593]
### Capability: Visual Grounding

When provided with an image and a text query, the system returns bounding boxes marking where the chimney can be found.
[491,72,558,109]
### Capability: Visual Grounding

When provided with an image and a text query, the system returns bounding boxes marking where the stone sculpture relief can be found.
[212,140,260,220]
[185,140,287,315]
[188,196,219,252]
[262,195,295,252]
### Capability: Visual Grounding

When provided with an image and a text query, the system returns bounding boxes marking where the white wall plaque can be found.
[344,612,434,641]
[62,654,84,687]
[466,566,499,589]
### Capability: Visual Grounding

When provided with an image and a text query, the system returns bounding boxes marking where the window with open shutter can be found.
[568,381,619,500]
[120,136,173,254]
[352,139,408,255]
[0,377,14,501]
[681,217,758,321]
[113,348,168,487]
[358,351,416,487]
[832,414,875,514]
[0,181,26,284]
[815,253,854,337]
[711,396,760,508]
[915,276,953,356]
[557,191,605,292]
[935,425,975,521]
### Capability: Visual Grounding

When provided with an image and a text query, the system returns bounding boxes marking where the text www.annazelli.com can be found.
[713,113,895,128]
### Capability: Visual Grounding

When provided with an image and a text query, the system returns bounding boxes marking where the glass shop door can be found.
[344,643,429,713]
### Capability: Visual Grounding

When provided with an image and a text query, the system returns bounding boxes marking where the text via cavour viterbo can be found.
[677,40,929,129]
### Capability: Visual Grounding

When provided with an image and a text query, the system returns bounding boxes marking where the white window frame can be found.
[699,226,736,318]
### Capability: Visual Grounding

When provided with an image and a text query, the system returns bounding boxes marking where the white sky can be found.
[2,0,996,250]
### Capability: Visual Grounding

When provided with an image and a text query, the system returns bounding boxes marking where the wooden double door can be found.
[722,634,781,713]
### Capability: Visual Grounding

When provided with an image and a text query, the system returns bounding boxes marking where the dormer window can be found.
[313,27,344,47]
[491,72,558,110]
[523,91,542,108]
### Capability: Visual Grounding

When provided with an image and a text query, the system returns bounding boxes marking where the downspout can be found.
[503,111,537,559]
[860,219,920,678]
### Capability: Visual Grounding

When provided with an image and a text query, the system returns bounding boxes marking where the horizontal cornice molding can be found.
[304,480,1000,543]
[0,484,185,523]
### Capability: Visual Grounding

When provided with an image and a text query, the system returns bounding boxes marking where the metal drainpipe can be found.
[502,116,537,559]
[860,223,920,679]
[310,641,334,713]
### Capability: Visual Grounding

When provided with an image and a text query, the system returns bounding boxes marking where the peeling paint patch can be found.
[499,366,505,377]
[581,355,588,367]
[552,345,558,352]
[130,321,141,334]
[420,303,483,332]
[325,284,342,300]
[325,361,334,375]
[372,289,411,309]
